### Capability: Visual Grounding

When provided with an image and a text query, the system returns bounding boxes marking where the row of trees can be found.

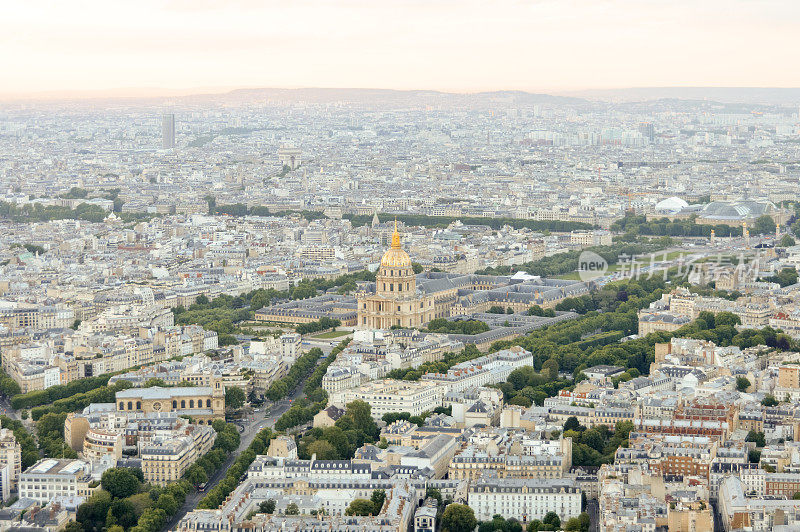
[527,305,556,317]
[210,202,327,222]
[475,238,672,277]
[11,373,116,410]
[0,200,110,223]
[763,267,799,287]
[37,412,78,459]
[474,511,589,532]
[425,318,490,335]
[183,420,241,488]
[29,380,133,421]
[0,367,21,397]
[265,347,325,401]
[273,340,350,431]
[0,416,39,469]
[172,270,374,343]
[611,214,745,237]
[72,421,243,532]
[295,317,341,335]
[344,213,595,233]
[196,426,278,510]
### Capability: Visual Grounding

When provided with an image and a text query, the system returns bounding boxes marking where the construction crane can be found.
[619,189,649,213]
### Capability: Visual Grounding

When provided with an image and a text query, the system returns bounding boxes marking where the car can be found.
[197,483,206,492]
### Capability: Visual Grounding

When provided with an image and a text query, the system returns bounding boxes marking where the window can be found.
[207,399,212,408]
[136,401,141,410]
[127,401,133,410]
[119,402,124,410]
[172,400,177,408]
[189,400,195,408]
[181,400,186,408]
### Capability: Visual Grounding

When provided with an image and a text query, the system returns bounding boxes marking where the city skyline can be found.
[3,0,800,98]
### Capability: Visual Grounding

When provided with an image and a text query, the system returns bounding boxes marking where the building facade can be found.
[357,223,435,329]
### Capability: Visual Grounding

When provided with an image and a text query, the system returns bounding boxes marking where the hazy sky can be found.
[3,0,799,96]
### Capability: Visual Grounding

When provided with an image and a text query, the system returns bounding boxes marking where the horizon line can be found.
[2,85,800,104]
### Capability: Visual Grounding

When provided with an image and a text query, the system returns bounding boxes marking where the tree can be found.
[345,499,376,516]
[543,511,561,529]
[64,522,84,532]
[781,234,796,247]
[753,215,776,235]
[541,359,559,381]
[715,311,741,327]
[564,416,582,432]
[440,504,477,532]
[260,499,276,514]
[746,430,766,448]
[285,502,299,515]
[306,440,337,460]
[370,489,386,514]
[156,493,178,515]
[101,468,140,499]
[736,376,751,392]
[762,394,779,407]
[225,387,246,410]
[108,499,137,529]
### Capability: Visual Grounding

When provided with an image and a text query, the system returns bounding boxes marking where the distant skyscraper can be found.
[638,122,654,142]
[162,114,175,149]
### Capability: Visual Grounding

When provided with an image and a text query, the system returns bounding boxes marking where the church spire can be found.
[391,218,401,249]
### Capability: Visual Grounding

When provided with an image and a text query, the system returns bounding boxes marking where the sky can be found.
[2,0,799,97]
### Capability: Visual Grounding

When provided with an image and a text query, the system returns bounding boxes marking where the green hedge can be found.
[11,374,115,410]
[30,381,133,420]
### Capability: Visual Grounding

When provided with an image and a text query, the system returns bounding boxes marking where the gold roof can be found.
[381,220,412,268]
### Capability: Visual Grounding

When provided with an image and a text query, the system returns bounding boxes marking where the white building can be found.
[329,379,447,420]
[468,477,582,523]
[19,459,91,503]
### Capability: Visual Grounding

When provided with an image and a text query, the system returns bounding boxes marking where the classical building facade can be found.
[115,380,225,423]
[357,223,435,329]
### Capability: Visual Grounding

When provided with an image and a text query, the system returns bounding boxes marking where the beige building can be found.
[83,428,124,462]
[141,424,216,485]
[357,223,435,329]
[115,381,225,424]
[0,428,21,500]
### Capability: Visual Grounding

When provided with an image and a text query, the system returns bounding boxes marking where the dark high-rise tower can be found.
[162,114,175,149]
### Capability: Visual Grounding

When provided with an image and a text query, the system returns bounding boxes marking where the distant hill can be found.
[199,87,589,108]
[562,87,800,105]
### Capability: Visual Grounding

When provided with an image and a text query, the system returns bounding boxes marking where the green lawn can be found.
[313,330,352,339]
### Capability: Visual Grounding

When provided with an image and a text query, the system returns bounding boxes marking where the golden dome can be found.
[380,221,412,268]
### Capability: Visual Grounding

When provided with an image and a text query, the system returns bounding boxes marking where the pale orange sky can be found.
[2,0,799,97]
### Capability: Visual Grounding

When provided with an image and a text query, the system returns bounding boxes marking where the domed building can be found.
[357,222,435,329]
[654,196,689,214]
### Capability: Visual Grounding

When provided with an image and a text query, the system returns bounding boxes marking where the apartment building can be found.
[18,459,91,503]
[467,477,582,523]
[141,424,216,485]
[0,429,21,500]
[329,379,447,419]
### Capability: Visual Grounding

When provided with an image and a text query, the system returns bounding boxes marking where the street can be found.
[163,390,300,530]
